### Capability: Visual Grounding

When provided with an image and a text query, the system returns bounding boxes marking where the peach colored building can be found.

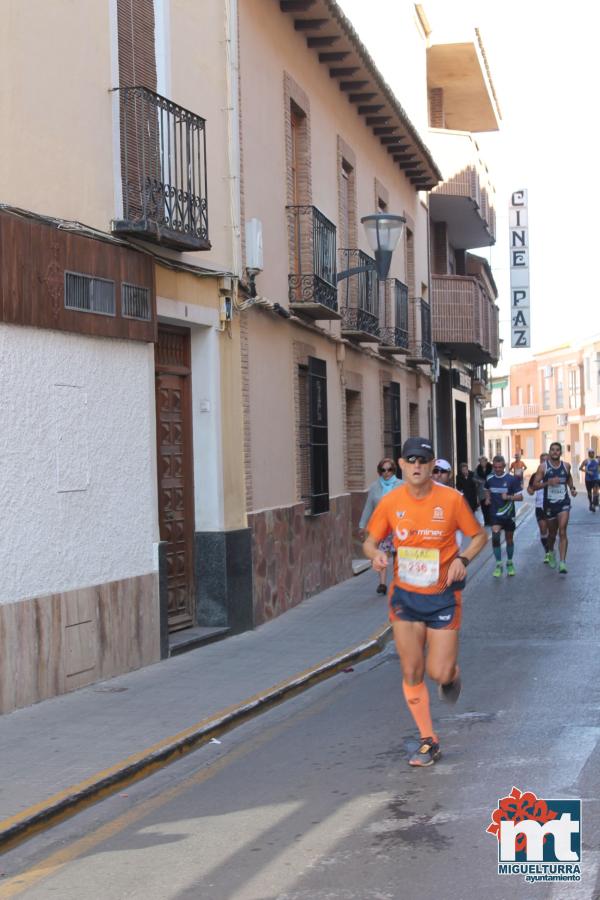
[484,345,591,480]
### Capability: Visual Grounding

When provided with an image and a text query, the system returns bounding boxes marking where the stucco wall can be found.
[0,323,158,604]
[0,0,236,273]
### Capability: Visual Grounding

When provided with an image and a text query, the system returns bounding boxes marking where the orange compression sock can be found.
[402,680,437,741]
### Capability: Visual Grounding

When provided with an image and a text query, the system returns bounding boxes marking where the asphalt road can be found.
[1,495,600,900]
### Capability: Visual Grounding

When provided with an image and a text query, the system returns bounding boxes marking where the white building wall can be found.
[0,324,158,604]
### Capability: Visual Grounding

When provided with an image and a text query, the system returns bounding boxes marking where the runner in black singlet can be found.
[532,442,576,573]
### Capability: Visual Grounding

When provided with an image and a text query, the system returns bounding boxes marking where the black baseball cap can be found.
[400,437,435,461]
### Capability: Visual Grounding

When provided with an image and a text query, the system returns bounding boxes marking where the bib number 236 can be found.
[397,547,440,588]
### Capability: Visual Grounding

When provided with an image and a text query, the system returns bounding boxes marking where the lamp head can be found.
[360,213,406,280]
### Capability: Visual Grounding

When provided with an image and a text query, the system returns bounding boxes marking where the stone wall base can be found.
[248,494,353,625]
[0,573,160,715]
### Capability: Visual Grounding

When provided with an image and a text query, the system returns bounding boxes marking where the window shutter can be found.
[117,0,157,90]
[308,356,329,514]
[116,0,160,226]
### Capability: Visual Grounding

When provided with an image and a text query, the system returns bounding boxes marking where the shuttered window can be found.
[116,0,157,90]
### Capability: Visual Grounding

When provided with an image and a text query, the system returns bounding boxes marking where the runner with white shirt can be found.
[527,452,549,560]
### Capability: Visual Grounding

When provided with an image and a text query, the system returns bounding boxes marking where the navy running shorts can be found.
[491,516,516,532]
[389,583,465,630]
[545,499,571,519]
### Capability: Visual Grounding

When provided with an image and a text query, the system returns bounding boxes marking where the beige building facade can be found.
[238,0,440,622]
[1,0,506,712]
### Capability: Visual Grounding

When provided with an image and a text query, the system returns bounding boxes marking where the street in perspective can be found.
[1,495,599,899]
[1,0,599,897]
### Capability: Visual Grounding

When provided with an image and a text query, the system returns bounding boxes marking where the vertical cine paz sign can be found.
[510,190,530,348]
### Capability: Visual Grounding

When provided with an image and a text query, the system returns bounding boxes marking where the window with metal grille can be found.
[298,357,329,515]
[383,382,402,469]
[64,272,116,316]
[122,283,152,320]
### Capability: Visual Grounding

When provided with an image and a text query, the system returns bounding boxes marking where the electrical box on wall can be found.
[220,296,232,322]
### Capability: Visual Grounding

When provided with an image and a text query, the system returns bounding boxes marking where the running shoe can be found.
[547,552,557,569]
[506,561,516,576]
[543,552,550,564]
[439,674,462,704]
[493,563,503,578]
[409,737,441,767]
[559,561,568,574]
[590,504,594,512]
[376,584,387,594]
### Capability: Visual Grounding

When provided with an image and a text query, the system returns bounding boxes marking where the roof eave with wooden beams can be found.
[279,0,442,191]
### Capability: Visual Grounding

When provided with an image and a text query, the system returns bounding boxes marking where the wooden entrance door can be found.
[156,327,195,631]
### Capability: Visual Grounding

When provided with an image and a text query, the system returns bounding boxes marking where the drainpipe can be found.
[224,0,242,279]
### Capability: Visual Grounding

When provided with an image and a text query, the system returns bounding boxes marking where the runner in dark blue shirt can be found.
[484,455,523,578]
[532,441,577,573]
[579,449,600,512]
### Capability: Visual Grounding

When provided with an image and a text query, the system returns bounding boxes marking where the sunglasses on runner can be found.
[381,467,395,473]
[432,467,442,473]
[404,455,430,464]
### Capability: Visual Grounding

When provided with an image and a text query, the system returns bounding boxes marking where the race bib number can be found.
[397,547,440,588]
[547,483,566,502]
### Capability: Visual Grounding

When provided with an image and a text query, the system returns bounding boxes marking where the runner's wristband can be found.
[457,555,470,568]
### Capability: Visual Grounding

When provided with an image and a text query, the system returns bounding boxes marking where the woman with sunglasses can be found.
[359,458,401,594]
[363,437,487,767]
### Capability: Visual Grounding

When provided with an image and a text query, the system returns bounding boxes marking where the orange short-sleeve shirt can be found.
[367,482,481,595]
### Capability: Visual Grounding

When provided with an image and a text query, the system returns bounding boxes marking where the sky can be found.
[339,0,600,373]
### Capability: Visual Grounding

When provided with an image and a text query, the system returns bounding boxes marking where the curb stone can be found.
[0,625,392,853]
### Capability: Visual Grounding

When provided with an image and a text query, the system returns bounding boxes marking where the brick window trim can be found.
[284,72,312,208]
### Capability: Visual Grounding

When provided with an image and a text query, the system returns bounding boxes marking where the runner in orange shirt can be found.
[363,437,487,767]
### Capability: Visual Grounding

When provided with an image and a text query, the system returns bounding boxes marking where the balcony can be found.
[483,404,539,429]
[287,206,340,320]
[112,86,210,252]
[431,274,499,365]
[379,279,409,354]
[339,249,380,342]
[407,298,433,365]
[427,130,495,249]
[427,38,501,133]
[472,365,491,401]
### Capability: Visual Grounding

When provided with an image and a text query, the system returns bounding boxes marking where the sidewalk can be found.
[0,501,531,849]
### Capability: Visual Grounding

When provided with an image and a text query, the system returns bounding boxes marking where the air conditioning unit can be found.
[556,414,568,426]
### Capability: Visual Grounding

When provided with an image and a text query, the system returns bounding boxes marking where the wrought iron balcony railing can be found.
[407,298,433,363]
[379,279,409,353]
[339,249,379,341]
[287,206,339,319]
[112,86,210,252]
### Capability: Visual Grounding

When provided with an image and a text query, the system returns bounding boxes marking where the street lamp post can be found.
[336,213,406,283]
